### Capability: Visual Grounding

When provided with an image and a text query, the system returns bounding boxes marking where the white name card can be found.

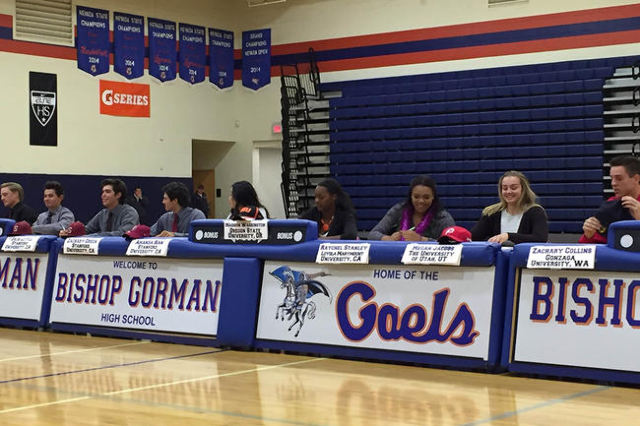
[223,220,268,242]
[2,236,41,252]
[527,245,596,269]
[126,238,170,257]
[63,238,102,255]
[316,243,370,264]
[401,243,463,266]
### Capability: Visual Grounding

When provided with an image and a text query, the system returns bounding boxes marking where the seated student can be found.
[369,175,454,241]
[150,182,205,237]
[581,155,640,243]
[61,178,138,237]
[227,181,269,219]
[471,171,548,244]
[1,182,37,224]
[301,178,357,240]
[32,181,75,235]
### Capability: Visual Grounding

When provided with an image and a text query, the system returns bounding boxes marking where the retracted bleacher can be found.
[323,56,639,234]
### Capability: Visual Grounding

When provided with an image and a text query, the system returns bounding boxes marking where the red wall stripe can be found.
[0,39,76,60]
[271,3,640,55]
[302,29,640,74]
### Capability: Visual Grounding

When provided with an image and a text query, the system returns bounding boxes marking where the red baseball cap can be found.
[124,224,150,240]
[438,226,472,244]
[64,221,86,237]
[9,221,32,236]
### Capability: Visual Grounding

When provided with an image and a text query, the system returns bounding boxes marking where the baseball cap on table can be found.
[438,226,472,244]
[124,224,150,240]
[595,198,623,234]
[9,221,32,236]
[64,221,86,237]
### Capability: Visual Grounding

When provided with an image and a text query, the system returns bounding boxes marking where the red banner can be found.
[99,80,150,117]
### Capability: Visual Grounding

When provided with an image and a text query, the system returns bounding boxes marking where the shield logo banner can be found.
[30,91,56,127]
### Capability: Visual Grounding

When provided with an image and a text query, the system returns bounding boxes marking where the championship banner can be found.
[100,80,150,117]
[0,253,49,321]
[148,18,177,82]
[178,23,206,85]
[242,29,270,90]
[257,261,495,359]
[208,28,234,89]
[514,270,640,372]
[76,6,110,76]
[49,256,223,335]
[113,12,145,80]
[29,71,57,146]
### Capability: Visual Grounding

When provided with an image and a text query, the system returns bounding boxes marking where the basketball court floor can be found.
[0,328,638,425]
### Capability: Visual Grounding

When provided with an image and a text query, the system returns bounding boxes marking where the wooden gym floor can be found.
[0,328,638,425]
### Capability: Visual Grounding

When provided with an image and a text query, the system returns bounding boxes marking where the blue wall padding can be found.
[217,257,263,348]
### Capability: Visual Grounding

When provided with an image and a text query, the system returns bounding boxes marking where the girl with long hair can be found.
[227,181,269,219]
[471,170,548,243]
[301,178,357,239]
[368,175,454,241]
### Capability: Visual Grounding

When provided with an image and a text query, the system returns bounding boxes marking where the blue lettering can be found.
[530,276,553,322]
[336,282,479,346]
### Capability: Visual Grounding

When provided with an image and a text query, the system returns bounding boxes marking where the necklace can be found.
[320,215,333,236]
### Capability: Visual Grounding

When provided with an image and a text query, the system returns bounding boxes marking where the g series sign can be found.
[100,80,150,117]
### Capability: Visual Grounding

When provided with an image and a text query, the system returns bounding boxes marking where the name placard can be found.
[402,244,463,266]
[2,236,41,252]
[63,238,102,255]
[527,245,596,269]
[316,243,370,264]
[223,220,268,242]
[126,239,170,257]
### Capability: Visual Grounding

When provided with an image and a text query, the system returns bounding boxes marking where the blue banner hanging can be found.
[148,18,177,82]
[113,12,144,80]
[208,28,234,89]
[76,6,110,76]
[179,23,206,85]
[242,29,271,90]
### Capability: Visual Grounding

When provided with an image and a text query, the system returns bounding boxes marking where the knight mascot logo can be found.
[270,266,332,337]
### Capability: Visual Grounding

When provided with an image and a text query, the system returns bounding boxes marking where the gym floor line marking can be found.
[0,349,223,386]
[104,357,324,396]
[0,340,150,362]
[458,385,610,426]
[0,356,324,415]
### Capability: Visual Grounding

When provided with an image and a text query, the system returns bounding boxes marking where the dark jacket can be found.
[368,202,455,241]
[471,205,548,244]
[301,207,358,240]
[8,202,38,224]
[191,192,210,218]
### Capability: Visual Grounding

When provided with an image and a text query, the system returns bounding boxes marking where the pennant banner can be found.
[179,23,206,85]
[148,18,177,82]
[208,28,234,89]
[242,28,271,90]
[113,12,145,80]
[76,6,110,76]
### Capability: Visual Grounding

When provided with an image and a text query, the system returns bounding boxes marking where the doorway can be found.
[192,170,215,218]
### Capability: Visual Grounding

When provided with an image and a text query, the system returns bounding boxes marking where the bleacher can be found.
[323,56,639,233]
